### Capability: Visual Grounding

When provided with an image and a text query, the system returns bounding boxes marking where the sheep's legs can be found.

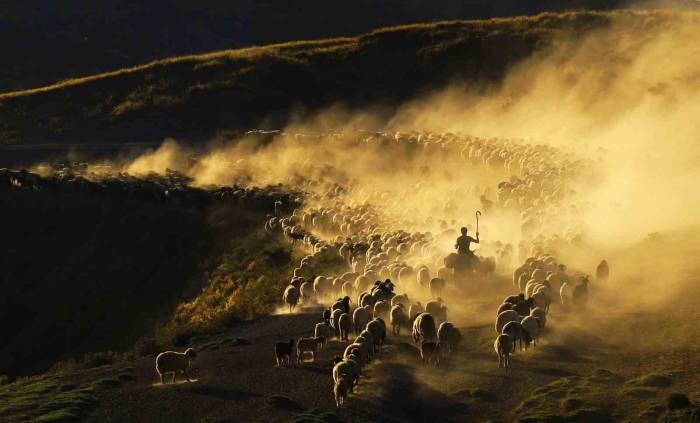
[184,370,191,382]
[160,374,165,384]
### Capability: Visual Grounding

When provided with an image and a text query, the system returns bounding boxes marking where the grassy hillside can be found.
[1,10,690,148]
[0,171,299,378]
[4,0,686,91]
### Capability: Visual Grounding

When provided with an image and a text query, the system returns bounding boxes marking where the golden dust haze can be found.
[72,11,700,335]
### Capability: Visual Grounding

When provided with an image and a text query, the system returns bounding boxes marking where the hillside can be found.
[1,10,695,150]
[6,0,698,92]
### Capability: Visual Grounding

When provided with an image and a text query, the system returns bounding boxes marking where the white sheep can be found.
[560,281,574,305]
[156,348,197,384]
[521,316,539,347]
[412,312,437,344]
[495,310,521,333]
[359,329,375,356]
[338,313,353,341]
[300,281,314,303]
[373,300,391,320]
[390,293,410,308]
[366,318,386,351]
[494,334,512,369]
[283,285,300,313]
[352,306,372,334]
[333,361,355,392]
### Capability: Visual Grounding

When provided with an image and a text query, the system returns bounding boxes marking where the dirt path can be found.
[84,305,700,423]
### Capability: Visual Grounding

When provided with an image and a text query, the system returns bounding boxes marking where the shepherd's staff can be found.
[475,210,481,237]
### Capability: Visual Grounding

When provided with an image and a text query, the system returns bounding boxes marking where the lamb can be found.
[338,313,353,341]
[366,318,387,351]
[437,321,462,353]
[494,334,513,369]
[429,277,446,298]
[315,321,331,347]
[390,304,409,335]
[156,348,197,384]
[283,285,300,313]
[352,306,372,334]
[274,340,294,366]
[373,300,391,320]
[296,336,324,363]
[334,377,349,408]
[495,310,522,334]
[420,341,442,366]
[520,316,540,347]
[412,312,437,344]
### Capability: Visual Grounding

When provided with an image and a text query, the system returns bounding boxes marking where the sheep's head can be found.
[184,348,197,359]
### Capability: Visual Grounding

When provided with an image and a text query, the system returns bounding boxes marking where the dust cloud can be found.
[78,11,700,324]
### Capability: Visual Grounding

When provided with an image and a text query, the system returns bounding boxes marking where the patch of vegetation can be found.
[292,408,345,423]
[266,395,305,412]
[622,387,657,398]
[565,407,612,423]
[667,393,692,410]
[626,373,674,388]
[561,397,585,412]
[586,369,624,384]
[0,374,98,423]
[451,387,499,402]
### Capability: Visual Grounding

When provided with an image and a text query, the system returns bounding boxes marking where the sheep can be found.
[494,334,513,369]
[560,281,574,305]
[333,361,355,393]
[300,281,314,303]
[390,293,410,308]
[315,322,331,347]
[417,267,431,286]
[437,321,462,353]
[497,302,514,315]
[322,308,331,324]
[530,307,547,329]
[156,348,197,384]
[429,277,446,298]
[359,329,376,356]
[283,285,300,313]
[366,318,386,351]
[521,316,540,347]
[420,341,442,366]
[342,281,354,298]
[274,340,294,366]
[338,313,353,341]
[330,308,344,336]
[334,377,349,408]
[390,304,409,335]
[495,310,521,333]
[531,288,549,312]
[512,297,535,317]
[408,302,424,320]
[331,296,351,315]
[352,306,372,334]
[344,342,367,364]
[501,321,525,352]
[412,312,437,344]
[596,260,609,282]
[425,298,448,325]
[504,293,526,305]
[344,355,362,385]
[296,337,324,363]
[573,277,589,309]
[373,300,391,320]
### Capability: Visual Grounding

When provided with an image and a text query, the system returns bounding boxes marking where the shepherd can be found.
[455,211,481,256]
